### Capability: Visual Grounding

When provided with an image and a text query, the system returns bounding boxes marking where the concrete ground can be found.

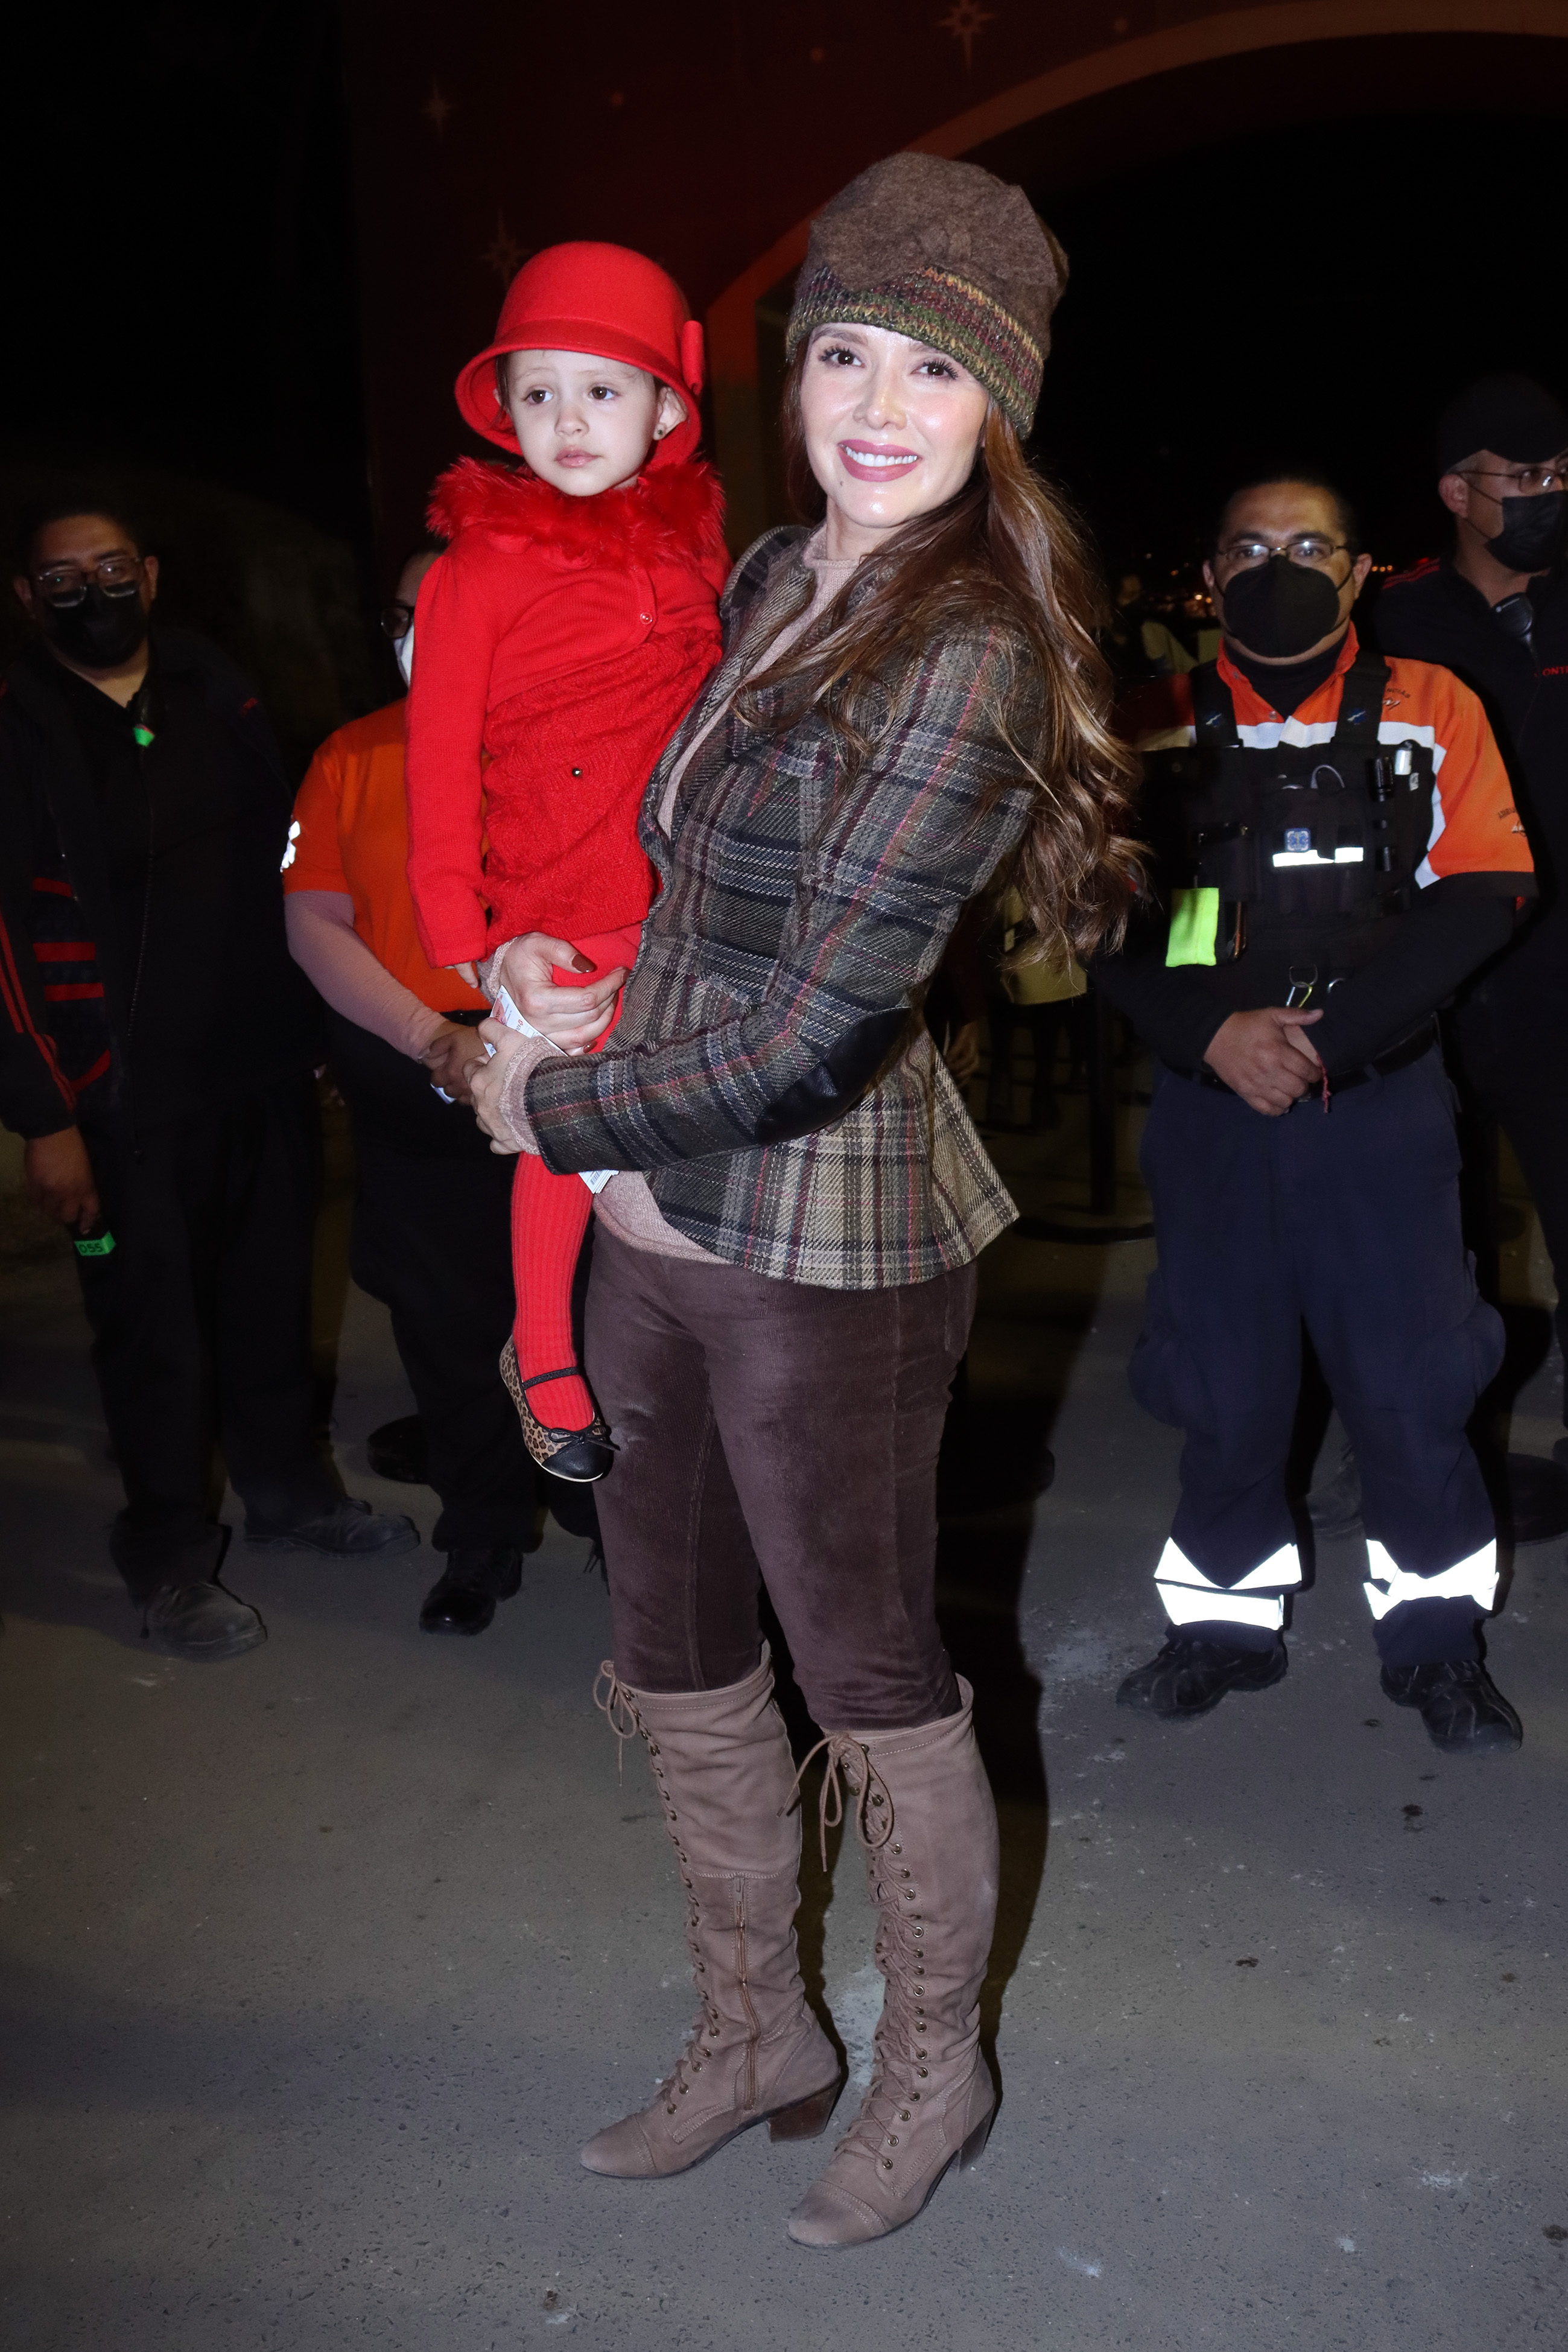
[2,1085,1566,2351]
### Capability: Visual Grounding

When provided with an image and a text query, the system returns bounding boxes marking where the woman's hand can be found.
[494,933,626,1051]
[419,1020,486,1105]
[469,1022,548,1155]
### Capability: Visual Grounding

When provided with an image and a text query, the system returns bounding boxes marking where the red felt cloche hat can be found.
[454,242,705,470]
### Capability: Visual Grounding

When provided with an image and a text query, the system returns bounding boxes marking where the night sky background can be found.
[8,7,1568,748]
[7,4,369,544]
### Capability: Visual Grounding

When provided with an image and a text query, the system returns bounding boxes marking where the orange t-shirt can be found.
[284,699,487,1015]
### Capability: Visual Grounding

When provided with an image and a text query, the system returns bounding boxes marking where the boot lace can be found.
[790,1734,930,2175]
[592,1659,732,2114]
[784,1730,894,1869]
[593,1660,641,1781]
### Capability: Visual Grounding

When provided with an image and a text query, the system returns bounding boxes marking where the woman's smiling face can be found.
[798,323,991,556]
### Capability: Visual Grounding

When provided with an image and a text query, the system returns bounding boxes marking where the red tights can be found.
[508,924,641,1432]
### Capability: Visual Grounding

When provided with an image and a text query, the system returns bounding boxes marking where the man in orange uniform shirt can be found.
[285,555,594,1634]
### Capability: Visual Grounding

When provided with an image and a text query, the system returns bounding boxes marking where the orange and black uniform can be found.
[287,702,574,1554]
[1096,630,1534,1667]
[0,632,335,1600]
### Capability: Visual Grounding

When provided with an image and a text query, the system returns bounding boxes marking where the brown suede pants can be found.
[584,1225,974,1729]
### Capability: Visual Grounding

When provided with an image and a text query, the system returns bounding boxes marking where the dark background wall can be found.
[7,4,1568,760]
[2,1,384,767]
[1033,106,1568,583]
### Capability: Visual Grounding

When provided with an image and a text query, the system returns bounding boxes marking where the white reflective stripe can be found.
[1271,847,1365,868]
[1154,1538,1302,1593]
[1235,716,1444,760]
[1237,718,1339,750]
[1159,1583,1284,1632]
[1362,1538,1498,1621]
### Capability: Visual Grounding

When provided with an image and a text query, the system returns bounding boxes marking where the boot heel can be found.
[769,2076,845,2142]
[957,2109,993,2170]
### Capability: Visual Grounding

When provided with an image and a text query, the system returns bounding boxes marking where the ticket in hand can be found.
[486,987,615,1193]
[489,984,538,1045]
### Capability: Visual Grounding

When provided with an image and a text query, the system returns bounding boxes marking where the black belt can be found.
[1170,1019,1438,1096]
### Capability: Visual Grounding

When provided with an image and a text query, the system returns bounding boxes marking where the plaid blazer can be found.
[525,527,1035,1288]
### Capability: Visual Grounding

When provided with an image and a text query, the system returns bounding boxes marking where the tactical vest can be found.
[1151,652,1438,1011]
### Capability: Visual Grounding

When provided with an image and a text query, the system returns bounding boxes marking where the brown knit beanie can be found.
[785,153,1067,435]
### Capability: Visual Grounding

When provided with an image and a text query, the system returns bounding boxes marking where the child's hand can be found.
[495,934,626,1050]
[448,961,481,990]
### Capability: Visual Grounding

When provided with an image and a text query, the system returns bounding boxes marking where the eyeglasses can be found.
[1462,461,1568,496]
[379,601,414,641]
[34,554,144,607]
[1216,535,1350,570]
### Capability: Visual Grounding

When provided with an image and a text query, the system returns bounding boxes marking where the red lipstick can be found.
[838,440,919,485]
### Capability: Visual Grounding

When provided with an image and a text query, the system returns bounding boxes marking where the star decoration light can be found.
[938,0,995,69]
[423,82,454,133]
[481,212,526,284]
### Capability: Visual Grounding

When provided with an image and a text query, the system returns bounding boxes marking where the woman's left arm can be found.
[525,623,1035,1175]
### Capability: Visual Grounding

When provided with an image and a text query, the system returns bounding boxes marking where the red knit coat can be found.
[404,459,729,967]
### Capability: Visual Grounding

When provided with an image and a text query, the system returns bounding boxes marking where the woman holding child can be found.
[418,154,1138,2248]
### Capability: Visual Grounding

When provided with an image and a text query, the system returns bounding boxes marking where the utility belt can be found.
[1166,1017,1438,1097]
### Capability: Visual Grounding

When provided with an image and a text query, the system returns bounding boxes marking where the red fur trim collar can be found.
[428,457,726,570]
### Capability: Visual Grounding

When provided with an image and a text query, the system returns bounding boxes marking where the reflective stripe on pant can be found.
[1132,1050,1500,1667]
[1155,1538,1301,1634]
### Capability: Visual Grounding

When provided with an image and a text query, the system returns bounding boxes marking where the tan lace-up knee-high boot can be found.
[787,1677,999,2249]
[580,1651,845,2179]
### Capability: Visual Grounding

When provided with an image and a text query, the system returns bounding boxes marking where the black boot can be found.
[247,1496,419,1556]
[419,1544,524,1636]
[143,1578,266,1662]
[1117,1633,1287,1719]
[1380,1659,1522,1755]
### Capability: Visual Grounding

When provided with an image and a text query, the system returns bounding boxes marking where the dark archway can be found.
[709,12,1568,551]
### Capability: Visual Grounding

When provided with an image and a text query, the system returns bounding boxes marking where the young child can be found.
[405,243,729,1481]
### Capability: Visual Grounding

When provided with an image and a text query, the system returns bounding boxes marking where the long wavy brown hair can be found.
[737,343,1143,967]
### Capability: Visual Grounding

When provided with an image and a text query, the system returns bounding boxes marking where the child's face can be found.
[504,350,687,497]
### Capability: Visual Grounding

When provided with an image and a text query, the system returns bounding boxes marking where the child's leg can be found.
[510,1155,596,1431]
[505,923,643,1434]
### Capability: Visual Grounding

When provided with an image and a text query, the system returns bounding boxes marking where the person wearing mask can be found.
[468,154,1140,2246]
[1377,378,1568,1480]
[1097,474,1535,1755]
[1,498,416,1661]
[284,549,595,1636]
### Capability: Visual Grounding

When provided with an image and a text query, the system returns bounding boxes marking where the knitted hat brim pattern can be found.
[786,261,1044,436]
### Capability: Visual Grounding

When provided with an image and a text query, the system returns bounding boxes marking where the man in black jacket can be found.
[3,497,416,1659]
[1377,378,1568,1467]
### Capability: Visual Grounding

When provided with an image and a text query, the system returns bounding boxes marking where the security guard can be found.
[2,496,417,1662]
[1096,472,1535,1755]
[1377,378,1568,1468]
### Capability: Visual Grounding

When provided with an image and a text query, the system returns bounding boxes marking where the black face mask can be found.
[1487,488,1568,573]
[40,583,149,670]
[1219,554,1344,660]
